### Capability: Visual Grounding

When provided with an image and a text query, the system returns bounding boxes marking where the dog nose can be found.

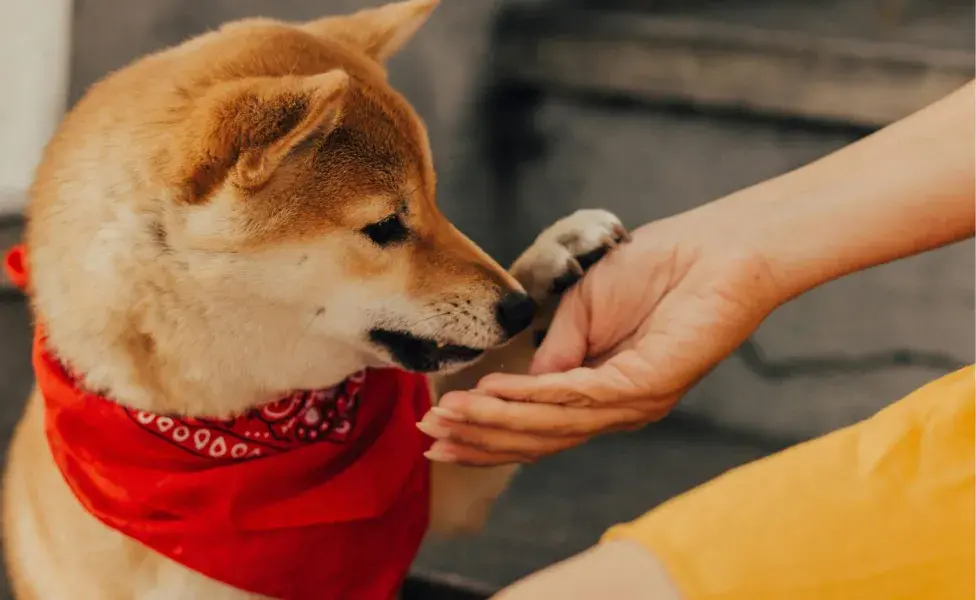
[495,291,537,338]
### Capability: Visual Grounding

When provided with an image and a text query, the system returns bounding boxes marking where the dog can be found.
[2,1,627,598]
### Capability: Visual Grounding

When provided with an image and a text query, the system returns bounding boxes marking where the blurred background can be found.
[0,0,973,597]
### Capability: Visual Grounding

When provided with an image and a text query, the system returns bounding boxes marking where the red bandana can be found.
[4,245,432,600]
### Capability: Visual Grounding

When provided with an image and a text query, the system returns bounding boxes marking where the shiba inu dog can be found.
[2,1,627,598]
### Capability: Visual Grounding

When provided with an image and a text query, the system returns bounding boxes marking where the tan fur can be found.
[3,1,625,597]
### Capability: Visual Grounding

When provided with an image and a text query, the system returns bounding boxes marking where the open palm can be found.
[425,212,782,466]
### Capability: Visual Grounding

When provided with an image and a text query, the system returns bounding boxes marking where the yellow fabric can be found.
[603,366,976,600]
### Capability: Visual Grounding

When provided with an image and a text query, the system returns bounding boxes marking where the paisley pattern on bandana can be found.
[124,371,366,461]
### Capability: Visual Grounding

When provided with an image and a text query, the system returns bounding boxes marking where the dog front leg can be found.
[427,209,628,537]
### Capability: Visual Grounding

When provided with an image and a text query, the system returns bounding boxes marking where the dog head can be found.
[26,0,535,415]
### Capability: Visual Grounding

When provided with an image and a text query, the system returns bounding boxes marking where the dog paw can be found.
[511,209,629,303]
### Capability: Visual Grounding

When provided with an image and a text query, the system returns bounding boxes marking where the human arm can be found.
[492,539,682,600]
[420,80,976,466]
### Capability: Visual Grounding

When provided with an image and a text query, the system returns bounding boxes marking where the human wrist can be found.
[668,179,826,312]
[705,174,851,306]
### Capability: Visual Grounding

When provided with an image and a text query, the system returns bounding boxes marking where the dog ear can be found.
[184,70,349,201]
[231,71,350,190]
[303,0,438,63]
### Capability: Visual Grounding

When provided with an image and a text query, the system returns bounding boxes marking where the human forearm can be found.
[716,80,975,304]
[492,540,682,600]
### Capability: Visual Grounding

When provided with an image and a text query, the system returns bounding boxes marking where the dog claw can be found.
[549,258,586,295]
[613,224,631,244]
[599,233,618,250]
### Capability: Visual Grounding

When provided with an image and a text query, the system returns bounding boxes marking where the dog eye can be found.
[361,214,408,246]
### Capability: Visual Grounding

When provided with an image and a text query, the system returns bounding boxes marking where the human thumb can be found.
[529,286,590,375]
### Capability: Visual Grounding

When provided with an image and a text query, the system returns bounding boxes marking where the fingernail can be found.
[431,406,464,421]
[416,419,450,439]
[424,446,456,462]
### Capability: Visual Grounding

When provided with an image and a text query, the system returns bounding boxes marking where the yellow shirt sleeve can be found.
[603,366,975,600]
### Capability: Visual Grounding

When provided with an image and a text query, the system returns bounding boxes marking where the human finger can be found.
[434,391,650,437]
[529,285,590,375]
[417,412,589,456]
[478,349,667,408]
[423,440,536,467]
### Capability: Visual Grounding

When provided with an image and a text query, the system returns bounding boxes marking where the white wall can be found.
[0,0,72,215]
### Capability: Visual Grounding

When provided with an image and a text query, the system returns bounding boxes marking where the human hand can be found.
[423,206,785,465]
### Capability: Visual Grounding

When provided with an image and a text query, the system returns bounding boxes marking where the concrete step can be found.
[492,0,975,127]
